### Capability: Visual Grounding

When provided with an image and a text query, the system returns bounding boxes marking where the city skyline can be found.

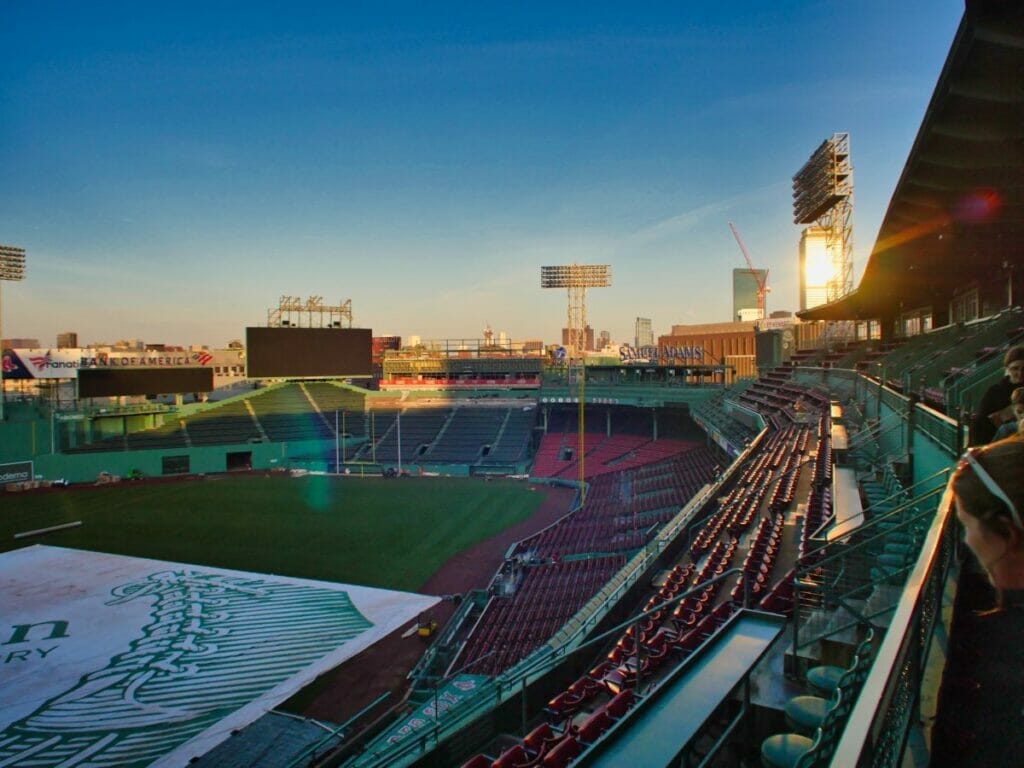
[1,2,964,347]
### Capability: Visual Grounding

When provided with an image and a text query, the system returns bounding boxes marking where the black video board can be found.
[245,327,373,378]
[78,367,214,397]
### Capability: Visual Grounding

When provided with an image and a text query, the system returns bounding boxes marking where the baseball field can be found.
[0,473,546,592]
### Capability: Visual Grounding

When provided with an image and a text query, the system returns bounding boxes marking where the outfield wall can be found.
[22,440,323,484]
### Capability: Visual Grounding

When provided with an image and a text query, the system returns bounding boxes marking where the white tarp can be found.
[0,545,439,767]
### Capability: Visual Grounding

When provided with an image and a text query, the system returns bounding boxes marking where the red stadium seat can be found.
[523,721,559,757]
[577,708,613,745]
[493,744,532,768]
[606,688,636,719]
[542,736,582,768]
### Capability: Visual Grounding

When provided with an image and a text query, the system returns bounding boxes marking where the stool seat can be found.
[884,531,913,545]
[805,665,844,696]
[785,695,830,733]
[877,552,907,569]
[761,733,814,768]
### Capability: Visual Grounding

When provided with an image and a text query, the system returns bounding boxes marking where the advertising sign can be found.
[379,675,490,747]
[1,349,217,380]
[0,461,33,484]
[619,344,705,364]
[2,349,81,379]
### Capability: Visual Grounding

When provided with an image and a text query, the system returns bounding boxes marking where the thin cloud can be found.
[624,181,789,248]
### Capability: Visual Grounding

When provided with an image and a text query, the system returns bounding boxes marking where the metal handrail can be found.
[793,478,948,654]
[806,468,950,545]
[798,481,947,576]
[848,413,904,450]
[345,568,752,768]
[832,486,956,767]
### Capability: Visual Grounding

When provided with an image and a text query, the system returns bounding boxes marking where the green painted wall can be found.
[912,427,956,489]
[0,418,47,462]
[3,434,335,484]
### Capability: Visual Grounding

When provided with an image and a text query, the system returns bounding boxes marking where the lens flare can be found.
[954,189,1002,224]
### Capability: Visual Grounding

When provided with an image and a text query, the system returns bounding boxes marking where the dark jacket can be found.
[931,594,1024,768]
[971,376,1015,445]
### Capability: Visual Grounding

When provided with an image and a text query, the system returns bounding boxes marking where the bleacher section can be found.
[457,556,627,677]
[302,382,368,436]
[124,421,189,451]
[63,385,540,469]
[248,383,333,442]
[425,407,506,462]
[185,398,263,446]
[692,390,756,449]
[479,406,536,465]
[450,446,718,677]
[451,399,831,768]
[359,407,453,463]
[860,307,1024,409]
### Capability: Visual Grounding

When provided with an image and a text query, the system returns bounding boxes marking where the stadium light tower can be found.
[793,133,854,303]
[267,296,353,328]
[0,245,27,422]
[541,264,611,501]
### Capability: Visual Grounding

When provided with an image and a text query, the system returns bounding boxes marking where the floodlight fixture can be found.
[541,264,611,289]
[792,133,852,225]
[267,295,353,328]
[0,245,26,422]
[0,245,26,282]
[792,133,854,302]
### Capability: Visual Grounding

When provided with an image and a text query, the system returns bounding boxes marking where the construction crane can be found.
[728,222,770,321]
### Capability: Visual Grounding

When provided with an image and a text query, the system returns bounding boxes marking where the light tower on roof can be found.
[793,133,854,304]
[541,264,611,501]
[0,245,27,422]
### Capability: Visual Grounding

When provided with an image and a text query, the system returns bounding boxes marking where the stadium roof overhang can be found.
[799,0,1024,322]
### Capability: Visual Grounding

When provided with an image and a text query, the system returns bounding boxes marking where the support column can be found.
[906,395,918,482]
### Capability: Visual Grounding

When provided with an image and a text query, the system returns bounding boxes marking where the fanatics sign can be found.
[1,349,217,379]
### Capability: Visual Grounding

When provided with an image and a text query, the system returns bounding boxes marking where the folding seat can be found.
[544,690,580,724]
[576,708,613,745]
[587,659,614,681]
[493,744,532,768]
[541,735,582,768]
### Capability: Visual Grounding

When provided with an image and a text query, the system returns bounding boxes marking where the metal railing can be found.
[793,472,949,654]
[342,569,753,768]
[948,353,1005,422]
[832,487,957,767]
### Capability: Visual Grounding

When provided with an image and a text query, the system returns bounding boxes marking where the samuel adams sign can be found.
[619,344,704,364]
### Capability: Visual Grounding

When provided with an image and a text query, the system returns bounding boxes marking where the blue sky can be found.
[1,1,965,348]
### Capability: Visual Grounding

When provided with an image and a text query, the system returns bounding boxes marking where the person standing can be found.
[931,437,1024,767]
[991,386,1024,442]
[970,346,1024,445]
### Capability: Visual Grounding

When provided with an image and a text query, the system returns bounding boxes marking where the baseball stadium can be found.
[2,4,1023,768]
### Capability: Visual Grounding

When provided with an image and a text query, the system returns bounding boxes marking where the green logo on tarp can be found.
[0,569,372,767]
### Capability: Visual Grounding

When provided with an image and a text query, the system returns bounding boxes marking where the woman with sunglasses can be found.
[931,436,1024,767]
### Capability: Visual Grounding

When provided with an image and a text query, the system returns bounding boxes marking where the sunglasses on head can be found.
[960,449,1024,532]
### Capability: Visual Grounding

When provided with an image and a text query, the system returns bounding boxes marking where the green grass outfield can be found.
[0,475,546,592]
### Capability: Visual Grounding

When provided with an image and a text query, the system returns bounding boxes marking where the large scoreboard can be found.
[245,327,373,378]
[78,367,214,397]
